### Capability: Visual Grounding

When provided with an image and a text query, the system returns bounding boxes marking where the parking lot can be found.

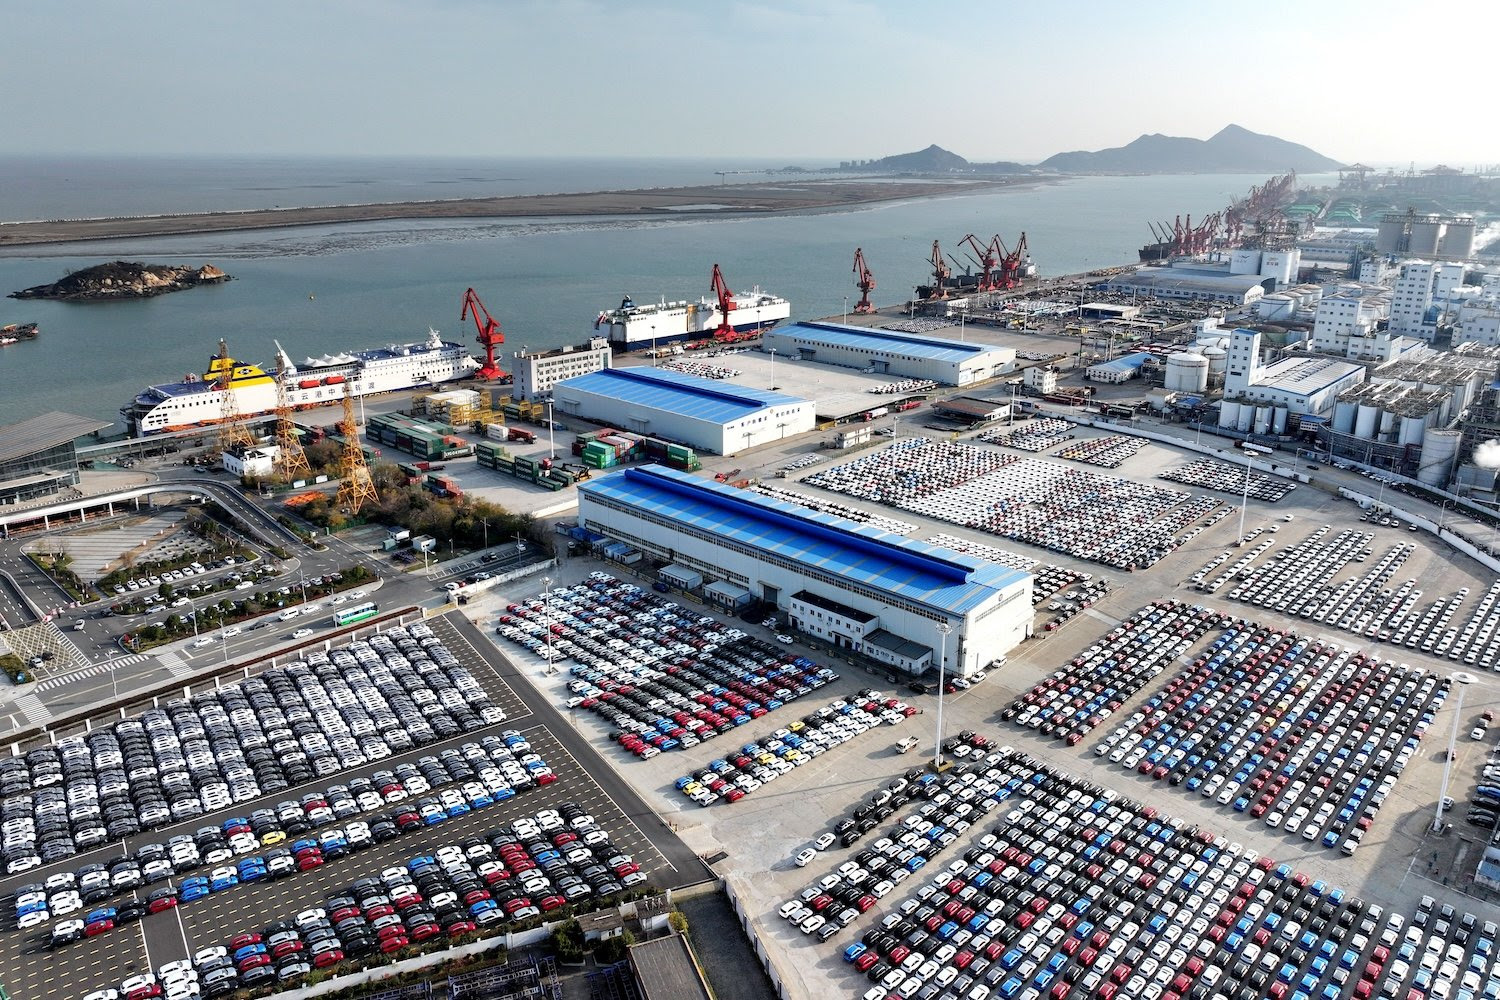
[0,613,709,1000]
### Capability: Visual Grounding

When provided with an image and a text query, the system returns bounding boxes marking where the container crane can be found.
[852,248,877,314]
[460,288,507,380]
[960,234,999,292]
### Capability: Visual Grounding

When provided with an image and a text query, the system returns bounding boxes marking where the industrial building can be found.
[1218,329,1365,432]
[0,412,110,506]
[576,465,1033,679]
[1096,267,1268,307]
[1389,260,1466,339]
[552,366,815,457]
[221,444,279,479]
[760,321,1015,387]
[509,338,612,401]
[1085,352,1154,384]
[1307,284,1394,359]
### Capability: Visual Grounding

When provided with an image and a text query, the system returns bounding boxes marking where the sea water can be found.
[0,156,1325,428]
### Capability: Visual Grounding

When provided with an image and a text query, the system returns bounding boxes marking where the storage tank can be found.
[1253,406,1272,435]
[1236,403,1254,432]
[1218,400,1241,429]
[1409,220,1443,256]
[1355,403,1380,439]
[1441,219,1476,259]
[1333,399,1358,434]
[1378,409,1397,441]
[1376,217,1406,254]
[1272,406,1289,435]
[1165,353,1210,393]
[1419,428,1462,487]
[1230,249,1262,274]
[1202,345,1228,375]
[1399,414,1429,446]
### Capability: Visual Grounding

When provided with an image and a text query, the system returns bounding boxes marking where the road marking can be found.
[33,654,150,691]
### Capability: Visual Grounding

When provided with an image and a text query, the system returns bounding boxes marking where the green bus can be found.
[333,601,379,627]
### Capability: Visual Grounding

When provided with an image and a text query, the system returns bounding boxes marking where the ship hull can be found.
[122,336,476,437]
[597,291,791,348]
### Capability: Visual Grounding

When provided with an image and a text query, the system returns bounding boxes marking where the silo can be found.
[1272,407,1289,435]
[1355,403,1380,439]
[1165,353,1209,393]
[1399,413,1429,446]
[1376,216,1406,254]
[1419,428,1462,487]
[1231,249,1263,274]
[1378,408,1397,441]
[1202,345,1228,375]
[1409,220,1443,256]
[1440,219,1476,259]
[1333,399,1359,434]
[1253,406,1272,435]
[1218,400,1241,429]
[1236,404,1254,432]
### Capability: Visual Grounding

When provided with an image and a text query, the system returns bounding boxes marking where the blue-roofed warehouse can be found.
[577,465,1033,678]
[1085,351,1155,384]
[762,321,1016,386]
[552,366,816,456]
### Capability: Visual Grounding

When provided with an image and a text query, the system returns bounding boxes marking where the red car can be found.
[539,895,567,912]
[147,896,178,914]
[271,940,304,959]
[379,936,410,954]
[298,854,325,870]
[313,949,345,969]
[230,933,263,949]
[410,922,441,942]
[238,954,272,971]
[446,920,478,937]
[85,919,115,937]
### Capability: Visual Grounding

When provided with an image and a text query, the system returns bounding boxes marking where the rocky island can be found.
[9,260,231,301]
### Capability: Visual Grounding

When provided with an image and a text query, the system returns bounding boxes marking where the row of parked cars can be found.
[834,744,1490,1000]
[22,732,551,939]
[781,732,1014,944]
[1054,435,1144,470]
[1002,602,1230,745]
[495,573,838,755]
[81,805,646,1000]
[673,691,917,807]
[1159,458,1298,503]
[1,623,503,876]
[1095,619,1444,855]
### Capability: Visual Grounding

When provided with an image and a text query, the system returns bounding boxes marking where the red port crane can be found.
[998,232,1029,288]
[852,248,877,314]
[710,264,740,340]
[960,234,999,292]
[460,287,507,381]
[925,240,951,300]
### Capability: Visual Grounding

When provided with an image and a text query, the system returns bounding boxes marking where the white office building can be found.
[510,338,612,401]
[1308,284,1394,359]
[1389,260,1466,340]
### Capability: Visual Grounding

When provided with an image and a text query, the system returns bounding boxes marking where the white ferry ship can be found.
[595,286,790,348]
[122,330,477,437]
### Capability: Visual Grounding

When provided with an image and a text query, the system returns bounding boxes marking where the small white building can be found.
[510,338,612,401]
[552,366,814,457]
[221,444,279,478]
[761,322,1015,387]
[1308,283,1393,359]
[1023,366,1058,394]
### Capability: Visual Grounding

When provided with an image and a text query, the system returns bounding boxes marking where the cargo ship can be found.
[594,286,790,348]
[0,322,38,346]
[121,329,477,436]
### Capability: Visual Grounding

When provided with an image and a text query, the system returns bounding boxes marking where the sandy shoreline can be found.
[0,177,1035,248]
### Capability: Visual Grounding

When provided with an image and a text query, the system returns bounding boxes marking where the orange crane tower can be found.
[852,248,877,314]
[461,288,507,381]
[334,381,379,515]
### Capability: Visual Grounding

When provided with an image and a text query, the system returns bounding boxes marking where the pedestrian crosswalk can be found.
[32,653,150,692]
[13,693,50,726]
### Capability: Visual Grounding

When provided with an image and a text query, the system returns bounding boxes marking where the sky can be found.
[8,0,1499,166]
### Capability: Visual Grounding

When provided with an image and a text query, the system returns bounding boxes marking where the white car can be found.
[220,627,242,638]
[292,628,313,639]
[795,848,816,867]
[191,637,214,649]
[775,634,795,645]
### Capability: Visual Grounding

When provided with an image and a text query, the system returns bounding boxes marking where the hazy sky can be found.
[9,0,1498,165]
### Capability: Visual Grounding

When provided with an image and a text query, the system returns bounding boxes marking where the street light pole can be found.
[546,398,556,461]
[933,622,953,770]
[1435,672,1477,834]
[843,296,849,324]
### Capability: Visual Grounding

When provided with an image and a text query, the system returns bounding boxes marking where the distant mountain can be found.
[1039,125,1343,174]
[842,144,1031,174]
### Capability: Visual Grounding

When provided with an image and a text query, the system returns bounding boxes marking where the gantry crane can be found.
[998,232,1029,289]
[460,287,507,381]
[852,248,877,314]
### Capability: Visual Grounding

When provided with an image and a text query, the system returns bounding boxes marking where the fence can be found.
[721,875,791,1000]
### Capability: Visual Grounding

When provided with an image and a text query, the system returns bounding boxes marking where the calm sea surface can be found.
[0,156,1334,429]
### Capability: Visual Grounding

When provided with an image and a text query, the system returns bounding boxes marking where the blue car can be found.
[234,943,267,962]
[469,898,498,917]
[209,871,238,891]
[843,943,867,963]
[17,898,48,916]
[179,878,209,902]
[85,907,117,924]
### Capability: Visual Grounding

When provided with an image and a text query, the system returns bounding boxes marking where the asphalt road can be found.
[0,612,709,999]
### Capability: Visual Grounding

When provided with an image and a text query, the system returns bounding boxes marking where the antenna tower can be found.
[335,381,379,515]
[272,370,311,482]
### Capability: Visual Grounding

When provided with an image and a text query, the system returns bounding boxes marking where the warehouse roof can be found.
[629,934,713,1000]
[0,412,111,467]
[555,367,804,424]
[1254,356,1364,396]
[771,321,1007,364]
[1102,270,1267,297]
[1087,352,1155,374]
[580,465,1029,616]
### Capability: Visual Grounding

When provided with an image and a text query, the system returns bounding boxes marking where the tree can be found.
[668,910,689,934]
